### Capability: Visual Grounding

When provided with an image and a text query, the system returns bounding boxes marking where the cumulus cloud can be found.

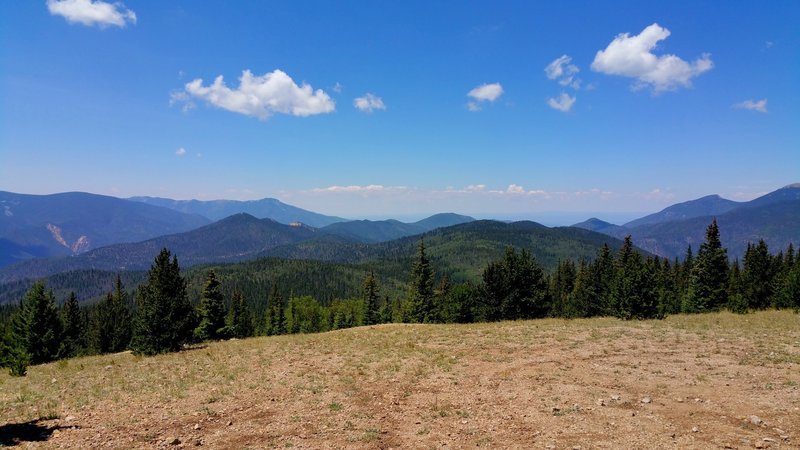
[177,69,335,120]
[47,0,136,28]
[733,99,768,113]
[545,55,581,89]
[353,93,386,113]
[591,23,713,92]
[466,83,503,112]
[175,147,186,157]
[468,83,504,102]
[547,93,576,112]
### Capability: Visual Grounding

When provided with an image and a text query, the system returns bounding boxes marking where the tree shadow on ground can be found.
[0,419,74,446]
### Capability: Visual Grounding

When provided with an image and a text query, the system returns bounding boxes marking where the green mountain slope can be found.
[0,213,316,282]
[320,213,475,243]
[0,219,628,304]
[0,191,211,267]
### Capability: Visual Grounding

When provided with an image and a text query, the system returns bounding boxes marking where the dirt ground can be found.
[1,311,799,449]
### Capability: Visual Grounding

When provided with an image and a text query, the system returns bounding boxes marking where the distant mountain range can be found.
[0,214,626,285]
[129,196,346,228]
[0,219,631,303]
[572,184,800,259]
[1,184,796,283]
[0,191,210,267]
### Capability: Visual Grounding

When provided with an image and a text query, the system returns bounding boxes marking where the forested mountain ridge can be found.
[319,212,475,243]
[0,191,211,267]
[572,184,800,259]
[0,213,316,282]
[129,196,346,228]
[0,219,631,303]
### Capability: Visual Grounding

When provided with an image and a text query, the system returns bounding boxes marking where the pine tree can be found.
[5,282,62,372]
[727,259,748,313]
[549,259,576,317]
[131,249,195,355]
[265,284,285,335]
[590,244,615,316]
[225,291,254,338]
[362,271,380,326]
[59,292,85,358]
[379,296,394,324]
[686,219,729,312]
[90,276,132,354]
[566,259,593,318]
[194,270,227,341]
[480,247,549,321]
[742,240,774,309]
[408,239,436,323]
[611,236,659,319]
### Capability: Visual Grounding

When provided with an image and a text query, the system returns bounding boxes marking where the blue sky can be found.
[1,1,798,222]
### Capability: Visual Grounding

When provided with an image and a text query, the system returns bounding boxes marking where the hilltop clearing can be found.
[1,311,798,448]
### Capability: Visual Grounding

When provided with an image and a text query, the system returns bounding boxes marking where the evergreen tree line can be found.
[2,220,798,376]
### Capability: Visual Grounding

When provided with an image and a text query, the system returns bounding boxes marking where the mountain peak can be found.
[781,183,800,189]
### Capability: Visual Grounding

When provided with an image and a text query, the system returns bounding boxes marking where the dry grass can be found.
[1,310,799,448]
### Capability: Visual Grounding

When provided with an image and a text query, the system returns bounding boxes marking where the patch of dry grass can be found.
[1,310,798,448]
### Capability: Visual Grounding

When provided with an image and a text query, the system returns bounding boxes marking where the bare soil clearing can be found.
[1,311,799,449]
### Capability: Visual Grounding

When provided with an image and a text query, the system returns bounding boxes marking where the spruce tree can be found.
[480,247,549,321]
[362,271,380,326]
[14,282,63,365]
[265,284,285,335]
[590,244,615,317]
[131,249,194,355]
[408,239,436,323]
[225,291,254,338]
[59,292,85,358]
[742,240,774,309]
[686,220,729,312]
[611,236,659,319]
[90,276,132,354]
[566,259,593,318]
[781,257,800,310]
[727,260,748,313]
[379,296,394,324]
[194,270,227,341]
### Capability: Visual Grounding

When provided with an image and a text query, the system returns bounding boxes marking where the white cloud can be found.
[506,184,525,194]
[47,0,136,28]
[545,55,581,89]
[547,93,576,112]
[353,93,386,113]
[466,83,503,112]
[332,82,343,93]
[733,99,768,113]
[175,147,186,157]
[178,69,335,120]
[311,184,396,194]
[468,83,504,102]
[591,23,713,92]
[466,102,482,112]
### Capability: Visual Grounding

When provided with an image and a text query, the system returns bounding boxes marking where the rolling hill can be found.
[0,213,316,282]
[320,213,475,243]
[0,219,629,302]
[0,191,211,267]
[129,196,346,228]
